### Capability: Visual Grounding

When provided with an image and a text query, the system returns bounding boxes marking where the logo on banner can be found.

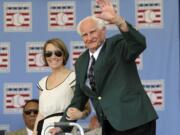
[4,2,32,32]
[70,41,86,69]
[91,0,119,29]
[26,42,50,72]
[0,43,10,73]
[142,80,164,111]
[48,1,76,31]
[136,0,163,28]
[4,83,32,114]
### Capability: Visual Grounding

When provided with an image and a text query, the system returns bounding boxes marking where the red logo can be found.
[71,41,86,65]
[26,42,50,72]
[4,83,32,114]
[0,43,10,72]
[142,80,164,111]
[48,1,76,31]
[136,0,163,28]
[4,2,32,32]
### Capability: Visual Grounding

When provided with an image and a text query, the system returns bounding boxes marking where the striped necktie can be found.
[88,55,96,91]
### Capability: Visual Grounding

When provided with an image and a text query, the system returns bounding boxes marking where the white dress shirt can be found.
[26,127,33,135]
[86,45,103,88]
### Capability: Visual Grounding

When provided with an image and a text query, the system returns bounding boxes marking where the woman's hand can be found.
[49,127,62,135]
[66,107,83,120]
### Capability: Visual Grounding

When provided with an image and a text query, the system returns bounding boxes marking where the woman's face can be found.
[44,43,64,70]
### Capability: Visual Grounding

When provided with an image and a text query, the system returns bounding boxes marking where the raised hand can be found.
[96,0,118,24]
[96,0,128,31]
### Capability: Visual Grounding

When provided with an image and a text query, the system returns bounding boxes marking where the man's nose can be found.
[29,112,36,116]
[87,33,93,40]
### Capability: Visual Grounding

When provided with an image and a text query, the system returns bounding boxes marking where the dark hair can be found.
[43,38,69,66]
[23,99,39,111]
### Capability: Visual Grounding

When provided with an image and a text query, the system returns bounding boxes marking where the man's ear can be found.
[102,26,106,30]
[102,27,106,34]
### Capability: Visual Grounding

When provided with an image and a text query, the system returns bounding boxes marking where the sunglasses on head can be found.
[44,50,63,57]
[24,109,38,115]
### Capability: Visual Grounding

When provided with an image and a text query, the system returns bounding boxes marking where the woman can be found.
[33,38,90,135]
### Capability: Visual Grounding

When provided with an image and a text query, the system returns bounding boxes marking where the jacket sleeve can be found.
[111,22,146,62]
[59,60,89,132]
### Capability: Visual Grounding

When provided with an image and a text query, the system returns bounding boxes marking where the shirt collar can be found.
[89,43,103,60]
[26,127,33,135]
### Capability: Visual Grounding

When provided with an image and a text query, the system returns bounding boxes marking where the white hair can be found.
[77,15,106,36]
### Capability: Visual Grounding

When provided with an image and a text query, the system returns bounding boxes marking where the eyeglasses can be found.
[24,109,38,115]
[44,50,63,57]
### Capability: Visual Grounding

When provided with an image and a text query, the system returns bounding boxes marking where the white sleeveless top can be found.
[37,71,76,117]
[37,72,76,135]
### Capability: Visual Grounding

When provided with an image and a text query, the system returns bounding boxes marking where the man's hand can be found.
[96,0,118,24]
[96,0,128,31]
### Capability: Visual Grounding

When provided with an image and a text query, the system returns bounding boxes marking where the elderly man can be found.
[50,0,158,134]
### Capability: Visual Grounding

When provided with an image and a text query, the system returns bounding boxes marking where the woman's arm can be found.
[32,112,44,135]
[81,101,91,119]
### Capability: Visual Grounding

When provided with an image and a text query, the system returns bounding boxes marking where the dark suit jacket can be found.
[61,23,158,131]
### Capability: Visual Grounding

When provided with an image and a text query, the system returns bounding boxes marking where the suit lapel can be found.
[79,52,89,84]
[94,42,107,94]
[79,42,107,96]
[95,44,106,70]
[97,39,108,67]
